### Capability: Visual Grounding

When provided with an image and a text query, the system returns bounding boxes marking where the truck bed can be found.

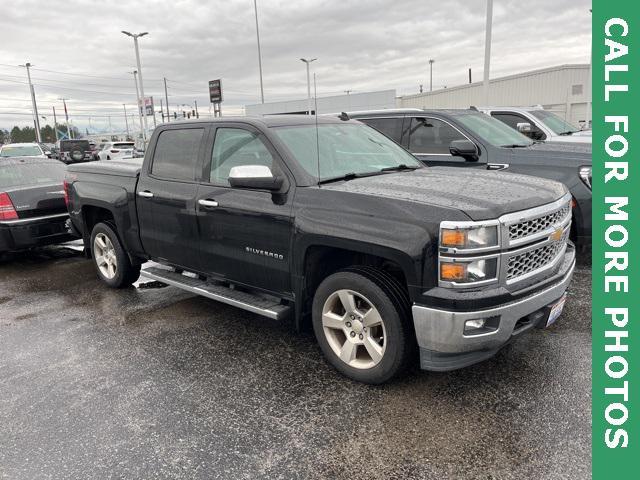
[67,158,143,177]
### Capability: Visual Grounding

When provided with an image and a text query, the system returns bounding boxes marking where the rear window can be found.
[113,143,134,149]
[0,161,66,189]
[0,145,42,157]
[60,140,90,152]
[151,128,204,181]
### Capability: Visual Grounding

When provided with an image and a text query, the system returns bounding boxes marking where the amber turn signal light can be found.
[441,229,467,248]
[440,263,467,281]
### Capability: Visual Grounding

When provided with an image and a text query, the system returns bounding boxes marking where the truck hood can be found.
[322,168,567,221]
[514,141,592,165]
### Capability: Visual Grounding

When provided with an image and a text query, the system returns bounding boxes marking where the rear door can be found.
[403,116,486,169]
[136,125,207,270]
[195,124,294,295]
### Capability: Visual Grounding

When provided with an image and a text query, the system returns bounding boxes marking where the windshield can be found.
[455,113,533,148]
[0,145,43,157]
[273,123,421,181]
[530,110,580,135]
[0,161,66,188]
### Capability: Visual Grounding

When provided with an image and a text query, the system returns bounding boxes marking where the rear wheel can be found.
[312,268,414,384]
[90,222,140,288]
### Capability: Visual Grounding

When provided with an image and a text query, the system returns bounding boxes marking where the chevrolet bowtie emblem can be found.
[551,228,563,241]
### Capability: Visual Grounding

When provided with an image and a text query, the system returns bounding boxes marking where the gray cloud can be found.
[1,0,591,132]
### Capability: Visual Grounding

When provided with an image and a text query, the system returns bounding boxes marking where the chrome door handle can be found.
[198,199,219,208]
[138,190,154,198]
[487,163,510,171]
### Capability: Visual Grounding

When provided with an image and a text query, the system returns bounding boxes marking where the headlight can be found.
[579,166,592,190]
[440,257,498,284]
[440,225,499,250]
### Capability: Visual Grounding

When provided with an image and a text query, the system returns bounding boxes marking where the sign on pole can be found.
[138,96,154,116]
[209,79,223,103]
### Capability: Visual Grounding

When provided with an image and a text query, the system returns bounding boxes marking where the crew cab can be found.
[66,116,576,384]
[350,109,592,248]
[478,106,592,143]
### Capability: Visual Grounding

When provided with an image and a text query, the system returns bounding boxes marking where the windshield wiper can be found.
[558,130,577,136]
[500,144,529,148]
[379,164,421,172]
[317,172,360,185]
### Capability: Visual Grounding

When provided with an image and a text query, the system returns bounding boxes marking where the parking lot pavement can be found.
[0,244,591,480]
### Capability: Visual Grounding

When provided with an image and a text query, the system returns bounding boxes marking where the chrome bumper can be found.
[412,248,575,360]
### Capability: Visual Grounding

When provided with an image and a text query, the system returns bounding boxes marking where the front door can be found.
[136,125,207,270]
[403,116,487,169]
[196,125,294,296]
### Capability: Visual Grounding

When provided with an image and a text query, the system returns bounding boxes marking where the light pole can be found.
[300,58,317,115]
[130,70,145,141]
[123,104,130,137]
[20,62,42,142]
[253,0,265,103]
[428,59,434,92]
[482,0,493,105]
[122,31,149,141]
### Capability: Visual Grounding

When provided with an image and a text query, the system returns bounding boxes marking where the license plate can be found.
[546,295,567,327]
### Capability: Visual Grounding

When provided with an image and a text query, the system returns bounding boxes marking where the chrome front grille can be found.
[506,231,568,281]
[508,204,571,242]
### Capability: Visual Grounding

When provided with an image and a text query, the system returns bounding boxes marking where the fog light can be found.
[464,318,486,332]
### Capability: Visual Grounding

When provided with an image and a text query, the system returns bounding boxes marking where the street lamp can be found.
[428,59,435,92]
[122,31,149,141]
[253,0,265,103]
[130,70,145,142]
[19,62,41,142]
[300,58,317,115]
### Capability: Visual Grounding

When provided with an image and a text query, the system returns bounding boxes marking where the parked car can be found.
[478,106,591,143]
[350,109,592,248]
[0,157,72,253]
[66,116,575,384]
[97,141,135,161]
[57,139,93,164]
[0,143,46,158]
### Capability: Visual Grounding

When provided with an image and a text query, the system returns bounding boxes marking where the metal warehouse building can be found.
[398,64,591,127]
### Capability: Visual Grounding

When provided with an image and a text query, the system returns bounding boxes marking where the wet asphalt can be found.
[0,243,591,480]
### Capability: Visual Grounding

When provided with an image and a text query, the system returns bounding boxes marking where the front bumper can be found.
[0,213,73,252]
[412,246,575,371]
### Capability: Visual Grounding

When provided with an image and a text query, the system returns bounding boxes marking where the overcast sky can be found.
[1,0,591,134]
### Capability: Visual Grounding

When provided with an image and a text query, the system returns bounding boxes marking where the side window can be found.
[491,113,546,140]
[210,128,274,186]
[359,118,403,143]
[408,118,466,154]
[151,128,204,181]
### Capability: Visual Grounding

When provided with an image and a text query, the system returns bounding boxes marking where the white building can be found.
[398,64,591,127]
[245,90,397,116]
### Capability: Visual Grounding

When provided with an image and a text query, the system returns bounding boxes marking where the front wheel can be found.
[312,268,414,384]
[90,222,140,288]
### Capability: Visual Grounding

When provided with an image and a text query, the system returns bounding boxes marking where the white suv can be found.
[479,106,591,144]
[97,142,135,161]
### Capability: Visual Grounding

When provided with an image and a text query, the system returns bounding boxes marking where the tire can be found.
[69,146,84,162]
[90,222,140,288]
[312,268,415,384]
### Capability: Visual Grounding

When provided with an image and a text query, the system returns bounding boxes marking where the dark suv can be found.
[349,109,592,248]
[58,139,93,164]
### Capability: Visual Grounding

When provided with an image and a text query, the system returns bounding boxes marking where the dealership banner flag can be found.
[593,0,639,477]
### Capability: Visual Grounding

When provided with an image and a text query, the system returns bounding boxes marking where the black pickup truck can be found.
[66,116,575,384]
[350,109,592,248]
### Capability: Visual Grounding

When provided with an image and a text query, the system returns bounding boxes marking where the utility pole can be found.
[428,59,435,92]
[468,68,472,84]
[253,0,265,103]
[52,107,59,142]
[163,77,170,122]
[131,70,145,141]
[122,31,149,140]
[123,104,130,137]
[300,58,317,115]
[160,98,165,122]
[194,100,199,118]
[59,98,72,139]
[21,62,42,142]
[482,0,493,105]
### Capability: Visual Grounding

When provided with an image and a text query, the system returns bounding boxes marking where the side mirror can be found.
[449,139,478,160]
[228,165,283,191]
[516,122,532,133]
